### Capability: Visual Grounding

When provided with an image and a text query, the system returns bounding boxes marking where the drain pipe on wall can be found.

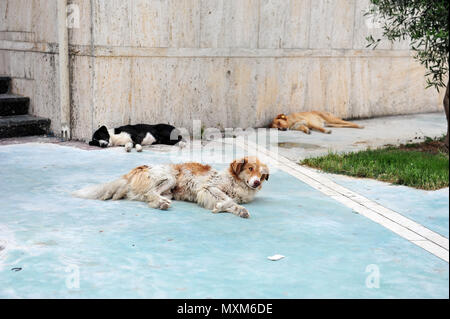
[57,0,71,140]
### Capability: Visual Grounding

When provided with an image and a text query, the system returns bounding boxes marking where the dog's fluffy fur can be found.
[89,123,186,152]
[270,111,364,134]
[72,157,269,218]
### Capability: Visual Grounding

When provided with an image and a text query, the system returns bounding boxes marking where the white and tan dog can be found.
[72,157,269,218]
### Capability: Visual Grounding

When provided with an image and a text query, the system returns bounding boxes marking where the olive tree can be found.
[366,0,449,149]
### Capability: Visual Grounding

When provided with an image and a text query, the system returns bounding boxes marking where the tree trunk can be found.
[444,77,449,150]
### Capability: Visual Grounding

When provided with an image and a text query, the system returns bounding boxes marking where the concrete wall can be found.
[0,0,60,133]
[0,0,445,140]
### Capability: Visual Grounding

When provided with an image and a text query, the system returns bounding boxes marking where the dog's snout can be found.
[253,180,261,187]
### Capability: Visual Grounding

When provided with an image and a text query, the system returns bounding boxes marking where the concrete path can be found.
[269,112,447,161]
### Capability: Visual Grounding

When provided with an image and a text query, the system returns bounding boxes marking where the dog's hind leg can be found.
[161,190,173,200]
[291,122,311,134]
[145,177,176,210]
[146,194,172,210]
[112,185,128,200]
[325,122,364,128]
[309,123,331,134]
[98,178,128,200]
[319,112,364,128]
[100,190,114,201]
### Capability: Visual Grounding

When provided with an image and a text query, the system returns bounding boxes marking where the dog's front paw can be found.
[136,144,143,152]
[149,196,172,210]
[326,130,332,134]
[159,202,170,210]
[236,206,250,219]
[158,197,172,210]
[178,141,187,149]
[212,202,224,213]
[125,142,133,152]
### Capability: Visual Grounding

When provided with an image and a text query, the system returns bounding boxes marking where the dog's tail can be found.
[72,178,128,201]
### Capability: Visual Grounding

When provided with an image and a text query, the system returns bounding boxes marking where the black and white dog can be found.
[89,124,186,152]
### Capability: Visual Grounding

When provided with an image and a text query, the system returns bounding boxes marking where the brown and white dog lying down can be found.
[72,157,269,219]
[270,111,364,134]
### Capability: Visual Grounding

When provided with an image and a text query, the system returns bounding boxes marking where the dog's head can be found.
[89,125,111,148]
[229,156,269,190]
[270,114,289,131]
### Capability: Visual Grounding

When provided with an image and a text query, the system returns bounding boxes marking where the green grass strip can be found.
[301,147,449,190]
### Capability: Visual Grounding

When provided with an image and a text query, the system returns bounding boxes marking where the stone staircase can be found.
[0,76,50,138]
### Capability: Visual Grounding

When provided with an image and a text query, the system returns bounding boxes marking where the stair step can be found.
[0,115,50,138]
[0,76,10,94]
[0,94,30,116]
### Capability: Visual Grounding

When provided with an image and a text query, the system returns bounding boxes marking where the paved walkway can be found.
[270,112,447,161]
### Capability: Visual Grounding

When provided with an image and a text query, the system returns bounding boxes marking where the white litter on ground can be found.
[268,254,285,261]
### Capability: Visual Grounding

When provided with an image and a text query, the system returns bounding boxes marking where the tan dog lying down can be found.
[73,157,269,219]
[270,111,364,134]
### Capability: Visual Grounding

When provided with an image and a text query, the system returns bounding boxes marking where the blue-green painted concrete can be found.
[327,175,449,238]
[0,143,448,298]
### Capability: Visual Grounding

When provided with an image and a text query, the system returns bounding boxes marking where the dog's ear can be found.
[261,165,270,181]
[230,158,247,176]
[98,125,109,134]
[92,125,110,142]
